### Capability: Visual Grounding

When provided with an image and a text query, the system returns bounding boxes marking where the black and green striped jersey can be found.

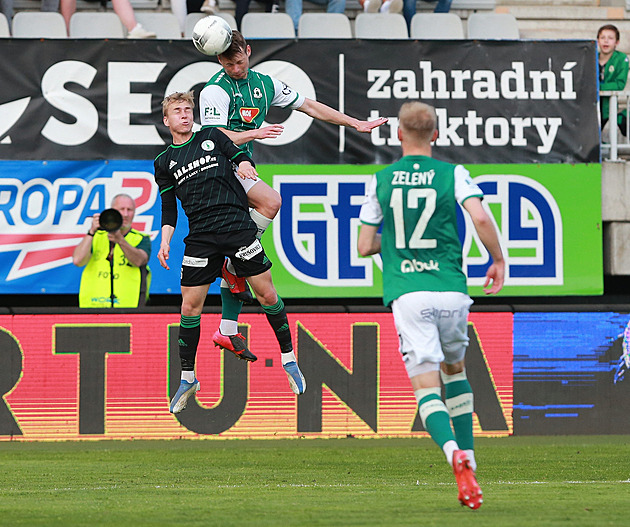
[154,127,256,235]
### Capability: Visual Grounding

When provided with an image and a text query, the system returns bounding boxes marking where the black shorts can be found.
[180,229,272,287]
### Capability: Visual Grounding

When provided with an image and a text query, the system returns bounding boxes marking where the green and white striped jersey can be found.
[359,155,483,306]
[199,69,304,156]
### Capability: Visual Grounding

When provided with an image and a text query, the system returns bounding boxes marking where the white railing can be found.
[601,90,630,162]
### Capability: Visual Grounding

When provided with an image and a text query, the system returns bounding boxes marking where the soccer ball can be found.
[191,15,233,56]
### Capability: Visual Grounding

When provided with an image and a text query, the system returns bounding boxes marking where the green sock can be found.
[178,315,201,371]
[442,370,474,451]
[416,388,455,449]
[220,285,243,322]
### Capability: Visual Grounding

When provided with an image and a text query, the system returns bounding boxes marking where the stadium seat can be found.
[410,13,464,40]
[0,13,9,37]
[298,13,352,39]
[466,13,520,40]
[354,13,408,40]
[135,13,182,39]
[69,12,125,38]
[241,13,295,39]
[11,12,67,38]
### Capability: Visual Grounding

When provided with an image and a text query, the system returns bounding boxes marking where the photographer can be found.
[73,194,151,308]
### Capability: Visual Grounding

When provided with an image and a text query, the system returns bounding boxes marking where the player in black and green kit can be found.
[358,102,504,510]
[155,91,306,414]
[199,30,388,357]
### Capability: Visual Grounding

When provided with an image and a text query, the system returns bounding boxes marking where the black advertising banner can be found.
[0,38,598,163]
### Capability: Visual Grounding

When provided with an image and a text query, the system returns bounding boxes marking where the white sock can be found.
[250,209,273,239]
[219,320,238,335]
[226,258,236,274]
[443,440,459,467]
[181,370,195,383]
[464,449,477,472]
[281,350,296,365]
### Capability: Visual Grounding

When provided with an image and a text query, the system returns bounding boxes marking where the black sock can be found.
[262,298,293,353]
[178,315,201,371]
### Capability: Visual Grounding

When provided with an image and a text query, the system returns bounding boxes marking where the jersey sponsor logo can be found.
[173,155,218,180]
[204,107,222,121]
[400,259,440,273]
[235,239,262,261]
[239,107,260,123]
[0,164,157,285]
[201,140,215,151]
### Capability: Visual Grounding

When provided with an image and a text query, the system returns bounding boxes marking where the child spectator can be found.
[598,24,629,134]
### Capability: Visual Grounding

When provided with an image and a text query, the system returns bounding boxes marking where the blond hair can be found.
[398,101,437,144]
[162,91,195,117]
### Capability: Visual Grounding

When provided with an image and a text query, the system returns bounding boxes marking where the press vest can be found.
[78,230,151,308]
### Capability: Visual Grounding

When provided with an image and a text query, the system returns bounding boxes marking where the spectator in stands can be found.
[232,0,280,30]
[0,0,59,29]
[359,0,402,14]
[402,0,451,30]
[73,194,151,308]
[60,0,157,38]
[285,0,345,33]
[598,24,629,135]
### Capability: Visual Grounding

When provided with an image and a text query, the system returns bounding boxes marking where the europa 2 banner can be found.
[0,162,602,296]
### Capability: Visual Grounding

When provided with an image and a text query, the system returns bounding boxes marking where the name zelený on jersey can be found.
[391,169,436,186]
[173,155,219,182]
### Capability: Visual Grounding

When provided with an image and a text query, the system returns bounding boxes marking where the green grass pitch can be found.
[0,436,628,526]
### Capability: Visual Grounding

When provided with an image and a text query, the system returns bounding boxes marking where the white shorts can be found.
[391,291,473,379]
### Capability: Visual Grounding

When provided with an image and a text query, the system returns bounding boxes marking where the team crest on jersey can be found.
[240,107,260,123]
[201,140,215,151]
[253,87,262,98]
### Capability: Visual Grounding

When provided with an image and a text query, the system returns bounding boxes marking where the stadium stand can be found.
[467,12,519,39]
[135,11,181,37]
[0,13,10,36]
[11,11,67,37]
[410,12,464,39]
[240,12,295,38]
[69,11,125,37]
[354,12,408,39]
[298,12,352,39]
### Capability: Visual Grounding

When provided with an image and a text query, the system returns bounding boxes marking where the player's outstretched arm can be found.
[298,99,388,132]
[463,197,505,295]
[218,125,284,146]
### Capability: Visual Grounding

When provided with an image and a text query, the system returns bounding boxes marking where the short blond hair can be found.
[398,102,437,144]
[162,91,195,117]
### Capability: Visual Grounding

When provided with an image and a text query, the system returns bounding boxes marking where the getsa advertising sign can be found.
[0,162,602,296]
[0,312,513,440]
[0,39,598,164]
[260,163,603,297]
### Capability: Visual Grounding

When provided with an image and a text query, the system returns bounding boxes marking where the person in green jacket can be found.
[598,24,629,134]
